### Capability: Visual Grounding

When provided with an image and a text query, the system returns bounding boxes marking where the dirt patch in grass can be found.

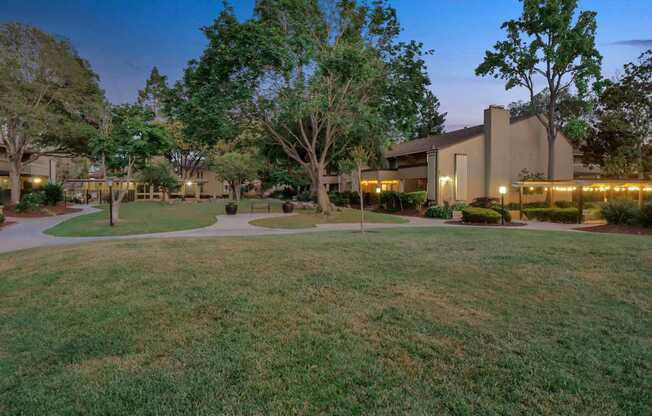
[577,224,652,235]
[3,204,82,218]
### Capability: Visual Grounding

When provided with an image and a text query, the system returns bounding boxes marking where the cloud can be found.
[611,39,652,48]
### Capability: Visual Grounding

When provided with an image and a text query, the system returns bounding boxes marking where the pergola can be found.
[512,179,652,224]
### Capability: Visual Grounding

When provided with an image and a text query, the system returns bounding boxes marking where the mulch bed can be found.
[2,205,83,218]
[444,220,528,227]
[576,224,652,236]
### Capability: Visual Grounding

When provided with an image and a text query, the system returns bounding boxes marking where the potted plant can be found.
[225,201,238,215]
[282,200,294,213]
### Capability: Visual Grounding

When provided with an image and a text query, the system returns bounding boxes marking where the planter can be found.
[282,201,294,213]
[225,203,238,215]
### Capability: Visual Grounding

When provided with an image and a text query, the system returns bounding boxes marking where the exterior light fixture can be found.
[33,177,42,184]
[186,181,193,186]
[375,187,381,194]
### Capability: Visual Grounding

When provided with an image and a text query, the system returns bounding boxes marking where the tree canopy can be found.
[180,0,443,213]
[0,22,104,203]
[476,0,602,179]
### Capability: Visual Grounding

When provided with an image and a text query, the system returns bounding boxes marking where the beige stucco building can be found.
[328,105,575,205]
[0,146,57,203]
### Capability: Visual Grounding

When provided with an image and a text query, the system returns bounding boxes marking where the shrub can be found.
[470,197,498,208]
[296,190,315,202]
[601,199,639,225]
[523,208,551,221]
[554,200,575,209]
[0,212,4,224]
[42,183,64,206]
[639,203,652,227]
[461,207,501,223]
[506,201,548,210]
[549,208,580,223]
[329,192,349,207]
[450,201,468,211]
[402,191,427,208]
[425,205,453,219]
[379,191,401,210]
[523,207,579,223]
[490,205,512,222]
[16,191,44,213]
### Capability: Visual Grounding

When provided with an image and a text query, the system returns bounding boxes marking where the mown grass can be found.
[45,199,288,237]
[1,227,651,414]
[249,208,408,229]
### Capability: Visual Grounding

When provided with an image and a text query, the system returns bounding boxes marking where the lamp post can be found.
[107,178,114,226]
[499,186,507,225]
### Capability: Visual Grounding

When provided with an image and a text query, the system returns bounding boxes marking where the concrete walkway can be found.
[0,205,597,254]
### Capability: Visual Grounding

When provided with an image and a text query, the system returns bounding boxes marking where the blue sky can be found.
[2,0,650,130]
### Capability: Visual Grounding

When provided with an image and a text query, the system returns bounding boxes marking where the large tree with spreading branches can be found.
[475,0,602,179]
[0,22,104,203]
[183,0,443,214]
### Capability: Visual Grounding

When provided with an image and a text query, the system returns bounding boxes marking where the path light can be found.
[106,178,114,227]
[499,186,507,225]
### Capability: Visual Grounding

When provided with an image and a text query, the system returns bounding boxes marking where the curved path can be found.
[0,205,595,254]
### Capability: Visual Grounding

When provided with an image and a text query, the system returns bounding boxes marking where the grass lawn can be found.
[1,228,651,414]
[45,199,288,237]
[249,207,408,229]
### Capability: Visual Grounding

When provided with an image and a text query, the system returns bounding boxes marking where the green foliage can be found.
[42,183,64,206]
[16,191,44,213]
[581,50,652,176]
[329,192,357,207]
[379,191,426,210]
[137,162,180,194]
[639,203,652,227]
[0,211,4,223]
[450,201,469,211]
[470,197,499,208]
[523,207,579,223]
[601,199,639,225]
[462,207,501,224]
[212,152,259,200]
[403,191,427,208]
[490,205,512,223]
[425,205,453,219]
[554,200,576,208]
[476,0,602,178]
[506,201,549,210]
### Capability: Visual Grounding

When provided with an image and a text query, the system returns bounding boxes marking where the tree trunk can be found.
[358,165,364,233]
[111,201,120,224]
[547,104,557,180]
[234,180,241,202]
[9,159,22,205]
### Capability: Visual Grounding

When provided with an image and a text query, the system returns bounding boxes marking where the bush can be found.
[0,212,4,224]
[470,197,499,208]
[402,191,427,208]
[329,192,349,207]
[554,200,575,209]
[42,183,64,206]
[296,190,315,202]
[601,199,639,225]
[16,191,44,213]
[490,205,512,222]
[549,208,580,223]
[425,205,453,219]
[450,201,468,211]
[461,207,501,223]
[505,201,548,210]
[523,207,579,223]
[639,203,652,227]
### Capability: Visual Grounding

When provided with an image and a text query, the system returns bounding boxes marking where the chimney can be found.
[484,105,511,197]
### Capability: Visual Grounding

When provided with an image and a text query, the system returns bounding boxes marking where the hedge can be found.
[425,205,453,219]
[601,199,638,225]
[379,191,427,209]
[461,207,501,224]
[490,205,511,222]
[523,207,579,223]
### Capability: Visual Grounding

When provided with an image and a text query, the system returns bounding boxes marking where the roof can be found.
[385,113,537,158]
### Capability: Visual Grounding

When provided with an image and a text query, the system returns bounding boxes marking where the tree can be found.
[212,152,259,201]
[475,0,602,178]
[0,23,104,204]
[340,145,371,233]
[185,1,440,214]
[507,88,595,147]
[137,67,168,120]
[413,91,446,139]
[90,104,171,224]
[137,161,180,201]
[582,50,652,180]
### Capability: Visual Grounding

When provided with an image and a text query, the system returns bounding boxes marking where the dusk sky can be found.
[2,0,651,130]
